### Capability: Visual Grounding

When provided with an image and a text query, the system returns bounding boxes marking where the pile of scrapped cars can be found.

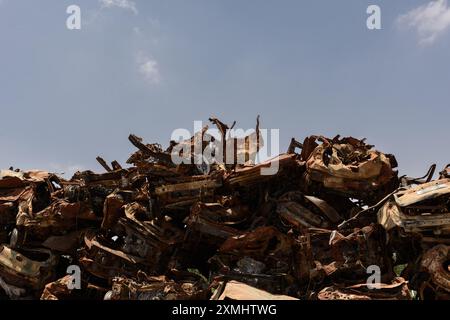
[0,117,448,300]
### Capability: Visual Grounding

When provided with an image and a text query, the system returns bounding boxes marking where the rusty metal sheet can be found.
[394,179,450,207]
[212,280,298,300]
[318,277,411,300]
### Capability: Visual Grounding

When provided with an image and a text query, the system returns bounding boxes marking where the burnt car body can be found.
[297,135,398,204]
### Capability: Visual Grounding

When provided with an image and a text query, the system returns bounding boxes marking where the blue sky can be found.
[0,0,449,177]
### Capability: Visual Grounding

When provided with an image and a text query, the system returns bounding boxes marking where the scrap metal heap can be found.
[0,117,449,300]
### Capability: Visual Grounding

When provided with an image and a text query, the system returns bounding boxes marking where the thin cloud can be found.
[136,52,161,85]
[132,26,141,35]
[99,0,138,15]
[397,0,450,45]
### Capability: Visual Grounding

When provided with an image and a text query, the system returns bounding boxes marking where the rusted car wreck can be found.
[0,117,448,300]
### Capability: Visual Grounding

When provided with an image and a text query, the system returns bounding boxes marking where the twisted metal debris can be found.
[0,117,448,300]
